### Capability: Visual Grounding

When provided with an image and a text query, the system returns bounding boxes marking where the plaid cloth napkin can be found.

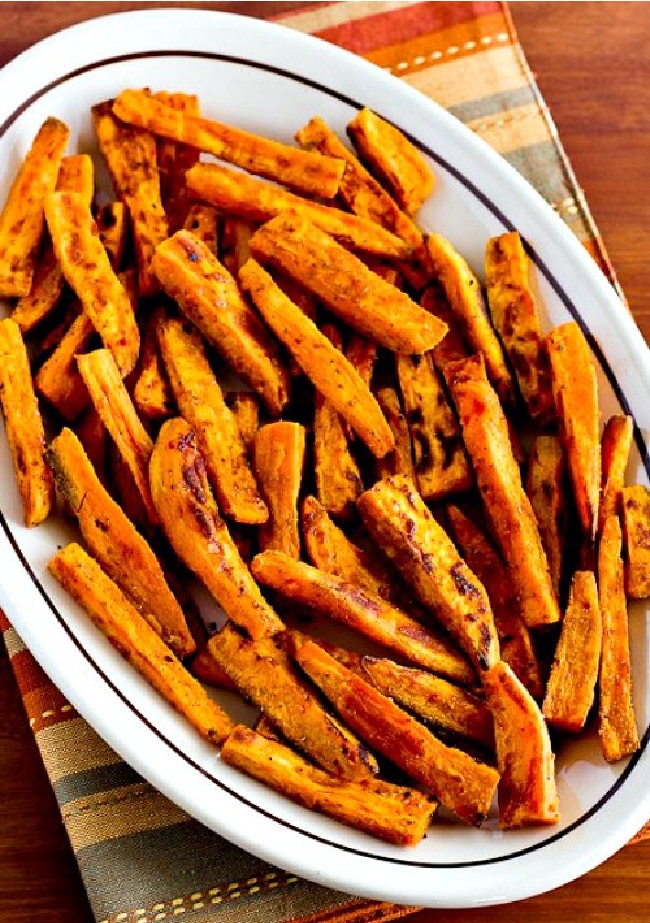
[1,2,641,922]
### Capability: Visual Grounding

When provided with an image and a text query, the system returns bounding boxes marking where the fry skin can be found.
[0,318,53,526]
[525,434,566,600]
[48,543,231,744]
[149,418,283,640]
[600,415,633,534]
[152,231,290,417]
[253,422,305,558]
[621,484,650,598]
[222,725,436,846]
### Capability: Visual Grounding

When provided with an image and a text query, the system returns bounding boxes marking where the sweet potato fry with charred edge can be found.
[425,233,516,408]
[484,231,553,423]
[356,476,500,674]
[157,316,268,525]
[295,115,422,249]
[239,259,394,459]
[94,201,127,271]
[621,485,650,598]
[152,231,289,417]
[228,392,259,452]
[546,321,600,545]
[34,311,95,422]
[222,725,436,846]
[45,191,140,376]
[77,349,157,524]
[253,422,305,558]
[483,661,559,829]
[600,415,633,534]
[133,308,175,422]
[446,505,542,700]
[48,544,230,743]
[149,418,283,640]
[208,624,378,781]
[448,354,560,628]
[0,117,69,298]
[113,88,345,199]
[249,215,445,354]
[543,571,602,733]
[185,162,411,259]
[289,634,498,825]
[347,108,434,216]
[251,550,475,685]
[598,514,640,761]
[0,319,53,526]
[47,427,194,657]
[374,386,415,482]
[525,435,565,601]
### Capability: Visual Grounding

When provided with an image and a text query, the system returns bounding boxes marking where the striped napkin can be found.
[1,3,638,922]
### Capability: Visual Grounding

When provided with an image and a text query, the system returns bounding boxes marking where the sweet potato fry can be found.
[483,661,559,828]
[220,216,255,274]
[126,178,169,298]
[239,259,393,459]
[44,191,139,376]
[154,90,201,232]
[94,201,127,270]
[10,244,65,334]
[56,153,94,205]
[208,625,378,780]
[34,311,95,422]
[347,108,434,215]
[151,231,289,417]
[290,635,498,825]
[157,316,268,525]
[47,427,194,657]
[546,321,600,544]
[422,282,470,374]
[598,513,640,761]
[621,484,650,598]
[249,215,445,353]
[251,550,475,685]
[600,415,634,533]
[185,162,411,259]
[252,422,305,557]
[222,725,436,845]
[48,543,230,743]
[543,571,602,733]
[113,88,345,198]
[133,308,175,422]
[357,477,500,674]
[525,434,566,600]
[425,233,516,407]
[295,115,422,248]
[0,318,53,526]
[448,355,560,628]
[189,645,238,692]
[228,392,259,451]
[446,505,542,700]
[484,231,553,422]
[183,203,220,255]
[374,386,415,482]
[149,418,283,639]
[396,351,473,501]
[76,406,107,486]
[0,117,69,297]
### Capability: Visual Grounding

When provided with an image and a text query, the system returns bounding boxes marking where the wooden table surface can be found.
[1,3,649,921]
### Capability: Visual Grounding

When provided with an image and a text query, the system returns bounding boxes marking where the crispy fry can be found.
[228,392,259,452]
[357,477,500,674]
[183,203,220,255]
[10,244,65,334]
[448,355,560,628]
[252,422,305,557]
[158,316,268,525]
[483,661,559,828]
[149,418,283,639]
[154,90,201,232]
[296,115,422,248]
[621,484,650,598]
[485,231,553,422]
[397,351,473,501]
[422,282,470,375]
[48,543,230,743]
[546,321,601,544]
[222,725,436,846]
[94,201,127,271]
[44,191,139,375]
[251,550,475,685]
[185,162,411,259]
[446,505,542,700]
[543,571,602,733]
[290,634,498,825]
[114,88,345,198]
[0,318,53,526]
[600,415,634,534]
[220,216,255,274]
[239,259,394,458]
[0,117,69,297]
[374,386,415,481]
[425,234,516,407]
[347,108,434,215]
[152,231,290,417]
[133,308,175,422]
[525,434,565,600]
[208,624,378,780]
[34,311,95,422]
[126,178,169,298]
[249,215,445,353]
[56,153,94,205]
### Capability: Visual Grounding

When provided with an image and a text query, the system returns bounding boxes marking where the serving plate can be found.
[1,8,649,909]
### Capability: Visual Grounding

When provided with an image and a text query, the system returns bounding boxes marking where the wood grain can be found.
[1,3,650,922]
